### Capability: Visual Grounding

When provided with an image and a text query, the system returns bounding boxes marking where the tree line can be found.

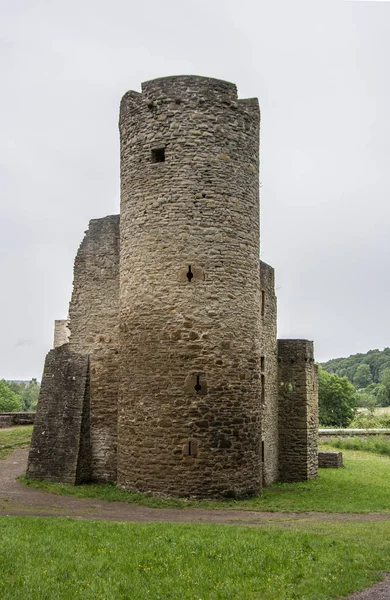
[319,347,390,427]
[0,379,40,413]
[321,347,390,407]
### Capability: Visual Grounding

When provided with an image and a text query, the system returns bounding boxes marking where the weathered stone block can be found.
[318,451,343,468]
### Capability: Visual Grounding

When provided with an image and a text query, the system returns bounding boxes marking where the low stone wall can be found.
[0,412,36,428]
[318,451,343,468]
[319,429,390,442]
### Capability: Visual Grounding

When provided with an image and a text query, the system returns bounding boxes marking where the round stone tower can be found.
[118,76,261,498]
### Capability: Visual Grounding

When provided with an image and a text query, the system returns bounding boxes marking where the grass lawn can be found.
[327,435,390,456]
[0,426,33,459]
[3,426,390,512]
[21,446,390,513]
[3,429,390,598]
[1,517,390,600]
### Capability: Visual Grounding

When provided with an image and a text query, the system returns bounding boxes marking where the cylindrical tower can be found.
[118,76,261,498]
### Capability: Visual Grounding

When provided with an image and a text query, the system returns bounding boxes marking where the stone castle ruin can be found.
[27,76,319,498]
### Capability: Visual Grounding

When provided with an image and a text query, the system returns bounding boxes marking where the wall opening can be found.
[186,265,194,282]
[182,439,198,457]
[261,374,265,404]
[260,356,265,372]
[194,375,202,392]
[178,265,205,283]
[151,148,165,163]
[261,290,265,316]
[261,440,265,463]
[185,372,207,395]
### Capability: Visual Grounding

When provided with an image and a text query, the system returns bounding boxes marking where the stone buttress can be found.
[259,261,279,486]
[277,339,319,481]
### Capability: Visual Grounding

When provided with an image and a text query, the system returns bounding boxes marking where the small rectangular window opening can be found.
[260,356,265,372]
[183,439,198,458]
[261,290,265,317]
[261,374,265,403]
[261,441,265,463]
[151,148,165,163]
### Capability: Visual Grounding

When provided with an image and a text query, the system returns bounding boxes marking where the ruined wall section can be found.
[54,320,70,348]
[118,76,262,498]
[277,339,318,482]
[68,215,120,482]
[27,345,91,484]
[259,261,279,485]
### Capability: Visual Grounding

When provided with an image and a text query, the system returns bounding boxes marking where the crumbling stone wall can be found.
[259,261,279,485]
[68,215,120,482]
[118,76,262,498]
[277,339,318,482]
[27,345,91,484]
[0,412,35,428]
[53,320,70,348]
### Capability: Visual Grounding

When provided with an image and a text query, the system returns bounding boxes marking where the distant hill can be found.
[321,348,390,385]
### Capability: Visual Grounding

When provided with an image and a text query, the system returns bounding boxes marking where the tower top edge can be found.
[120,76,261,113]
[141,74,237,89]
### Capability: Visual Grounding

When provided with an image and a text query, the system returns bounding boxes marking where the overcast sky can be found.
[1,0,389,379]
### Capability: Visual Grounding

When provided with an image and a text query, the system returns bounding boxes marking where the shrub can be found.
[0,380,23,412]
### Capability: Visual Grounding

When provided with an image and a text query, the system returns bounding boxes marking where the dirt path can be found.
[1,449,390,526]
[344,575,390,600]
[2,449,390,599]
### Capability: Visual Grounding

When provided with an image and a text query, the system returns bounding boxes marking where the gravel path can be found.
[344,575,390,600]
[1,448,390,598]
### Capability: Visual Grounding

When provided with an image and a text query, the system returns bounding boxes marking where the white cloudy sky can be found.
[1,0,389,379]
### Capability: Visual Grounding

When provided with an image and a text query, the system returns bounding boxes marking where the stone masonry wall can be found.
[118,76,262,498]
[54,320,70,348]
[0,412,35,428]
[319,429,390,442]
[27,345,91,484]
[277,339,318,482]
[68,215,120,482]
[318,451,343,468]
[259,261,279,485]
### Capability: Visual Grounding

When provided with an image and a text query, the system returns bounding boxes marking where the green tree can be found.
[375,384,389,407]
[20,378,40,411]
[378,368,390,406]
[0,380,23,412]
[353,364,372,389]
[6,381,26,397]
[355,391,379,416]
[318,366,357,427]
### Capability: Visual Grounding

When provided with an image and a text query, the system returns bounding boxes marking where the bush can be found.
[348,413,390,429]
[0,380,23,412]
[318,366,357,427]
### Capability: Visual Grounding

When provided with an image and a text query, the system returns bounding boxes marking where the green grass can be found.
[327,436,390,456]
[21,447,390,513]
[1,517,390,600]
[349,413,390,428]
[0,426,33,459]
